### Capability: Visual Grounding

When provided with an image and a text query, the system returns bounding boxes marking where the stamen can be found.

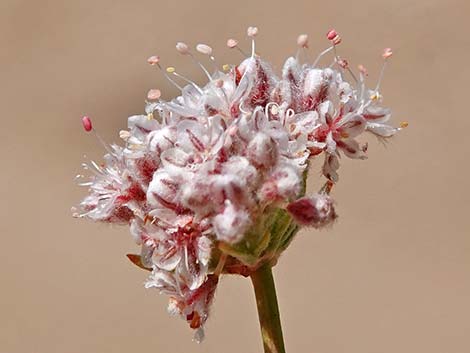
[296,34,310,62]
[337,58,358,83]
[148,55,183,90]
[358,64,368,76]
[196,43,219,72]
[175,42,212,80]
[227,38,248,57]
[374,47,393,92]
[167,67,204,93]
[247,26,258,57]
[312,46,334,67]
[81,116,114,155]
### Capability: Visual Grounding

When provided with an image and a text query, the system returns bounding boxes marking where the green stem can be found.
[250,263,286,353]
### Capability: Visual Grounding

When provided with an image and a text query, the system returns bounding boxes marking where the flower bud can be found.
[286,194,337,228]
[213,201,251,243]
[246,132,277,168]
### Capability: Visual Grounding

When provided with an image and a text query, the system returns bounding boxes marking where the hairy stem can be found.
[250,263,286,353]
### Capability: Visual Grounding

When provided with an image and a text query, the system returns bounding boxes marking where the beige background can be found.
[1,0,469,352]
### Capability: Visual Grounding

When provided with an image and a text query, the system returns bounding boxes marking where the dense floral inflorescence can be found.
[74,27,402,341]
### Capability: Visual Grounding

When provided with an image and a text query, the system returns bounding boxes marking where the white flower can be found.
[75,26,402,339]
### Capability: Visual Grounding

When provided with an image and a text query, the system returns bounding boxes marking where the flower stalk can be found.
[251,263,286,353]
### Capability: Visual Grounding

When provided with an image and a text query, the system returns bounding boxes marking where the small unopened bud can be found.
[196,44,212,55]
[81,116,92,132]
[227,38,238,48]
[286,194,337,228]
[247,26,258,38]
[246,132,277,168]
[213,201,251,244]
[297,34,308,48]
[176,42,190,54]
[147,89,161,100]
[259,165,301,202]
[147,55,160,65]
[382,47,393,59]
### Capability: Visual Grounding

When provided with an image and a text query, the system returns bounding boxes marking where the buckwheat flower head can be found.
[73,26,404,342]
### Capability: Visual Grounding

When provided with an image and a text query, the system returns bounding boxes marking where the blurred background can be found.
[1,0,469,352]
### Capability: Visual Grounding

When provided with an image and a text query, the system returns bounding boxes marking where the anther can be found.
[337,58,348,69]
[176,42,190,55]
[358,64,368,76]
[327,29,341,45]
[370,92,382,101]
[227,38,248,57]
[400,121,409,128]
[326,29,337,40]
[227,39,238,48]
[147,89,161,100]
[247,26,258,58]
[247,26,258,38]
[196,44,213,55]
[297,34,308,48]
[166,67,175,74]
[222,64,230,71]
[382,47,393,59]
[82,116,93,132]
[147,55,160,65]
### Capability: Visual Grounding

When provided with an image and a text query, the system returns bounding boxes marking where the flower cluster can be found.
[74,27,402,341]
